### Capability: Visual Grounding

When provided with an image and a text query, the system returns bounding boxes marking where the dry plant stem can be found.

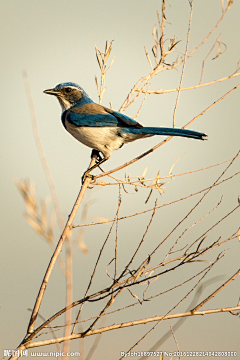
[9,306,240,352]
[63,242,73,355]
[117,200,158,281]
[92,153,240,188]
[144,234,238,283]
[72,169,240,229]
[132,85,149,119]
[22,71,64,229]
[144,267,218,302]
[22,72,67,275]
[164,196,224,261]
[172,0,193,127]
[88,235,224,303]
[95,83,240,180]
[184,84,240,129]
[49,265,215,329]
[23,72,74,355]
[25,154,97,336]
[114,186,122,280]
[185,204,240,254]
[93,169,240,189]
[19,233,237,347]
[39,270,217,336]
[137,150,240,269]
[188,1,232,58]
[95,40,114,104]
[29,311,61,354]
[152,155,240,180]
[84,288,124,337]
[142,276,226,355]
[110,157,238,306]
[85,317,107,360]
[135,72,240,95]
[121,259,219,357]
[77,319,84,360]
[65,228,238,301]
[71,191,122,333]
[199,35,222,84]
[170,323,180,355]
[118,4,165,113]
[30,263,219,345]
[192,268,240,312]
[119,1,232,114]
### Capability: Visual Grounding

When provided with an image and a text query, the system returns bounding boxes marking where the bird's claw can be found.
[81,171,96,184]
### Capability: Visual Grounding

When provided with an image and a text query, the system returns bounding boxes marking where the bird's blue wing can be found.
[64,112,120,127]
[103,106,142,128]
[62,103,143,128]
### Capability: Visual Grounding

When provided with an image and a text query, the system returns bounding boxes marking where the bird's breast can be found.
[64,120,124,156]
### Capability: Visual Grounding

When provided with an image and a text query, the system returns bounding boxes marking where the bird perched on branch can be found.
[44,82,207,182]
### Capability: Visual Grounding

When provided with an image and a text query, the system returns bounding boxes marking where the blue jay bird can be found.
[44,82,207,181]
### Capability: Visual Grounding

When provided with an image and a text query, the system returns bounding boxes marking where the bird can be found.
[44,82,207,182]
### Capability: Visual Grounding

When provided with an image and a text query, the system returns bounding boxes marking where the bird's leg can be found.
[91,149,105,166]
[81,150,108,183]
[91,149,102,162]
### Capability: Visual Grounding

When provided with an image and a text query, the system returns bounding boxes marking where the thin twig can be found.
[85,316,107,360]
[71,188,122,333]
[135,72,240,95]
[172,0,193,127]
[10,306,240,354]
[117,199,158,282]
[114,186,122,280]
[72,170,240,229]
[120,258,220,357]
[191,269,240,312]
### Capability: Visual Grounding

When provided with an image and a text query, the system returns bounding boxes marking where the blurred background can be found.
[1,0,240,359]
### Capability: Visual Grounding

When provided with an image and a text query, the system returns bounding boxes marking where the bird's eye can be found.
[65,87,72,93]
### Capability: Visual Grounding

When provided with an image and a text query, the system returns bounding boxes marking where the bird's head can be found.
[44,82,89,112]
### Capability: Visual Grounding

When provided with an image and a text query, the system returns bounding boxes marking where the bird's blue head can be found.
[44,82,91,112]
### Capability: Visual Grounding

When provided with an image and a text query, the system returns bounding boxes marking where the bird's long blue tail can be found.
[126,127,207,140]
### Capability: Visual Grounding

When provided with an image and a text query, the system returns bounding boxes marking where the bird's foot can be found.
[81,171,96,184]
[91,149,103,164]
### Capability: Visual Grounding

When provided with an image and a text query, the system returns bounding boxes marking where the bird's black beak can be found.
[43,88,59,96]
